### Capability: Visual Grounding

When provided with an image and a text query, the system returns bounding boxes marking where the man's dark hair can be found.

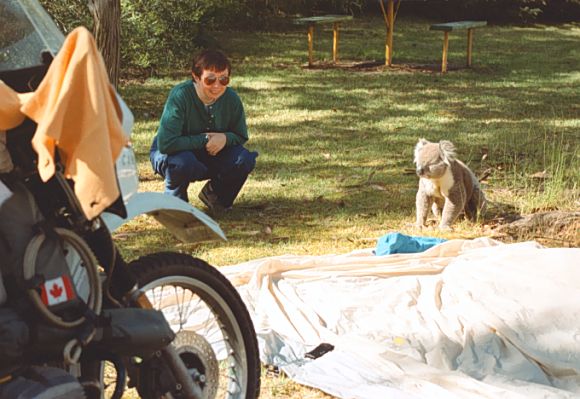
[191,49,231,78]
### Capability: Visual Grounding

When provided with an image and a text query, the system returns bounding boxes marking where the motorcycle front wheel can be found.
[128,252,260,399]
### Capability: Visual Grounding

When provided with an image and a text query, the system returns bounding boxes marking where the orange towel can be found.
[20,27,127,220]
[0,81,25,130]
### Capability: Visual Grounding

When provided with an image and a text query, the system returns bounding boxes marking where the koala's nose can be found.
[416,167,424,176]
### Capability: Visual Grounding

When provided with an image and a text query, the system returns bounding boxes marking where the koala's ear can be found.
[439,140,456,165]
[414,138,429,164]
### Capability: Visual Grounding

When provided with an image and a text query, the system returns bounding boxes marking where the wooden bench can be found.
[430,21,487,73]
[293,15,353,67]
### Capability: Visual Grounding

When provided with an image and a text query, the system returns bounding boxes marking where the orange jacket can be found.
[1,27,127,220]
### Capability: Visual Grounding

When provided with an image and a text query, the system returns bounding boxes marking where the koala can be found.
[414,138,486,229]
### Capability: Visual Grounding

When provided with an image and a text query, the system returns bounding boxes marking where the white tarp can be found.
[221,238,580,399]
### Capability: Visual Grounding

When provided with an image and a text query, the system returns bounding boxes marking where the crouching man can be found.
[150,49,258,211]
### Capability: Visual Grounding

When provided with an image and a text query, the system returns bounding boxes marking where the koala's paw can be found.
[438,224,454,231]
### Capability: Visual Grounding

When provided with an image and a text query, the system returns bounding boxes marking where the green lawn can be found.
[119,16,578,266]
[117,15,579,398]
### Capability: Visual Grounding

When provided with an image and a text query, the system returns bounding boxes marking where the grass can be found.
[116,15,579,397]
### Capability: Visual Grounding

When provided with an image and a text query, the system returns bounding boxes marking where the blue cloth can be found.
[375,232,447,256]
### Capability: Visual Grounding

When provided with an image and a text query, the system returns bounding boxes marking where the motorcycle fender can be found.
[101,192,226,243]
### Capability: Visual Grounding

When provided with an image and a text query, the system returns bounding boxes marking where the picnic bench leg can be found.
[386,0,394,66]
[441,31,449,73]
[332,22,339,63]
[308,24,315,67]
[466,28,474,67]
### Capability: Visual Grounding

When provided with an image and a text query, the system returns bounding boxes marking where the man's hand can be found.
[205,133,227,156]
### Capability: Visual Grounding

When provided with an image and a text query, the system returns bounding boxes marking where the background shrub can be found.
[39,0,580,74]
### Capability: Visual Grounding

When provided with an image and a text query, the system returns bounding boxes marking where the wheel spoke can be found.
[128,253,259,398]
[139,274,252,399]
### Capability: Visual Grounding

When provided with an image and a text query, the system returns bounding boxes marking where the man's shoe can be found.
[199,182,232,212]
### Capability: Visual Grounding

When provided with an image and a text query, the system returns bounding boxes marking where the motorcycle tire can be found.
[128,252,260,399]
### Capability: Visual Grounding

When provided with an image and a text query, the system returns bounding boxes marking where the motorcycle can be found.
[0,1,260,398]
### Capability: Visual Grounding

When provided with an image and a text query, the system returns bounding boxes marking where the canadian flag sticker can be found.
[40,275,76,306]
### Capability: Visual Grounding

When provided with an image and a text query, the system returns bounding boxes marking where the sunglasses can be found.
[203,75,230,86]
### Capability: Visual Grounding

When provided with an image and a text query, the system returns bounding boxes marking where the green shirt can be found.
[156,80,248,154]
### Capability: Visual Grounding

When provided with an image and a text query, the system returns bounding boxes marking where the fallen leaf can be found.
[529,170,551,179]
[241,230,261,236]
[478,168,493,182]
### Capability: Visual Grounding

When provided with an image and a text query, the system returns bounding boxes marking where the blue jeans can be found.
[150,139,258,206]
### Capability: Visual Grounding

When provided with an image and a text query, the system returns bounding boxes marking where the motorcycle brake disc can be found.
[173,330,219,399]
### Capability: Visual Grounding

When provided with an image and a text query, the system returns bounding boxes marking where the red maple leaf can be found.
[50,283,63,298]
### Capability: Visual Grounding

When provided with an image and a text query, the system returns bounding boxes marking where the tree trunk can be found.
[88,0,120,88]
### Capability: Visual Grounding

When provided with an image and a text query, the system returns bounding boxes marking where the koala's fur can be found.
[414,139,486,229]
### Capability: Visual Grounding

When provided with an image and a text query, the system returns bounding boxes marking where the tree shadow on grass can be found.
[302,59,468,74]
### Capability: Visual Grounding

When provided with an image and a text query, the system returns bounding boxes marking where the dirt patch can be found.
[300,60,463,74]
